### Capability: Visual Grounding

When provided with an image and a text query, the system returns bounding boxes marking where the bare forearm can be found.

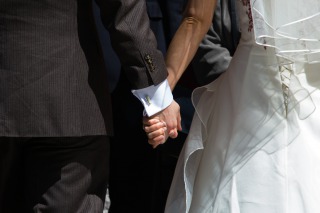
[166,0,217,90]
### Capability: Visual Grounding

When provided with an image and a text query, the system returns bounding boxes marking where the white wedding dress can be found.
[165,0,320,212]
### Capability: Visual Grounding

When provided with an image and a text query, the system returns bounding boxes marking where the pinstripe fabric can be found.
[0,0,168,137]
[95,0,168,89]
[1,0,168,211]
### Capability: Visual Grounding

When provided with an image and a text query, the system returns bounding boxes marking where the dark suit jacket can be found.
[93,0,176,93]
[93,0,187,92]
[0,0,167,137]
[192,0,241,85]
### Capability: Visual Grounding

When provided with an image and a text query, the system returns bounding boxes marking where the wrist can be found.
[167,68,177,90]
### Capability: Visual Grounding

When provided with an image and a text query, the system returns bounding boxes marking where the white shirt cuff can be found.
[132,80,173,117]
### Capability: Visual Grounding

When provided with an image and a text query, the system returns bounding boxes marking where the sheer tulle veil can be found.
[251,0,320,63]
[165,1,320,212]
[219,0,320,186]
[190,0,320,208]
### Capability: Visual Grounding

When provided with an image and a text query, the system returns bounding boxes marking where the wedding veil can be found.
[251,0,320,63]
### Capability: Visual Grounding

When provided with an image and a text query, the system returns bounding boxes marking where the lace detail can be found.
[240,0,253,32]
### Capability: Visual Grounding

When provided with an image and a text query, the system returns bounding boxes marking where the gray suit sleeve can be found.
[191,0,233,86]
[95,0,167,89]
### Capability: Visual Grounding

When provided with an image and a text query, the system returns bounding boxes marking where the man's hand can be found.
[143,100,182,148]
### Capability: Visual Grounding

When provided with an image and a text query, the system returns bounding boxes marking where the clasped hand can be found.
[143,100,182,148]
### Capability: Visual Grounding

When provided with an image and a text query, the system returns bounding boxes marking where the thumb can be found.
[168,128,178,138]
[177,116,182,132]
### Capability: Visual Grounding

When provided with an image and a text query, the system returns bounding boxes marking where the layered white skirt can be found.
[165,43,320,213]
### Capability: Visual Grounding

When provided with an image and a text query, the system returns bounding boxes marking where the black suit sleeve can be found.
[95,0,167,89]
[191,0,234,85]
[191,24,232,85]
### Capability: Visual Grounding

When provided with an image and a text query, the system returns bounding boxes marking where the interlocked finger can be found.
[146,127,167,139]
[144,121,166,133]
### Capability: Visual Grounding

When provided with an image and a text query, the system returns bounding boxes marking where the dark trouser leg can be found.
[0,138,25,213]
[0,136,110,213]
[109,74,157,213]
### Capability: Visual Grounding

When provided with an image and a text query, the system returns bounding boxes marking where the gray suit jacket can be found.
[0,0,167,137]
[192,0,240,85]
